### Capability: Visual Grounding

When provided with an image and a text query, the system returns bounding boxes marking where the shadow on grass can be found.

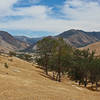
[33,65,57,81]
[34,65,45,70]
[77,84,100,92]
[73,82,100,92]
[86,86,100,92]
[39,72,57,81]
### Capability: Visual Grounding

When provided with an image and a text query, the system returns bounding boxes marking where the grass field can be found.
[0,54,100,100]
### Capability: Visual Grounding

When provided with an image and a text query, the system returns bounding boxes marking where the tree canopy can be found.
[36,37,100,90]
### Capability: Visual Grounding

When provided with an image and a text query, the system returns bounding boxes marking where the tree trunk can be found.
[56,73,59,81]
[53,72,55,80]
[91,81,94,89]
[58,47,61,82]
[84,78,88,87]
[96,82,98,91]
[45,54,48,75]
[79,81,81,86]
[58,71,61,82]
[45,61,48,75]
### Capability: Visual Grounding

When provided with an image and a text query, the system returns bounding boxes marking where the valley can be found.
[0,29,100,100]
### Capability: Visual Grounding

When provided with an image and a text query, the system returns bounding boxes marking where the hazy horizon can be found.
[0,29,100,38]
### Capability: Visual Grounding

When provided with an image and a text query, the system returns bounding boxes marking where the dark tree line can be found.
[36,37,100,90]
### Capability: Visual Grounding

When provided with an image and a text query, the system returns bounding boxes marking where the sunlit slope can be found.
[80,41,100,56]
[0,55,100,100]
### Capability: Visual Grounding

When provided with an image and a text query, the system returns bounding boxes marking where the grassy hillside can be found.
[80,41,100,56]
[0,54,100,100]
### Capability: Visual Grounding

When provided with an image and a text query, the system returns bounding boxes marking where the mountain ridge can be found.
[0,31,29,53]
[15,29,100,52]
[56,29,100,47]
[0,29,100,52]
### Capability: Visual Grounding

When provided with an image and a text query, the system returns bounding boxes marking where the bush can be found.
[24,54,32,61]
[9,51,16,57]
[8,58,13,62]
[4,63,8,68]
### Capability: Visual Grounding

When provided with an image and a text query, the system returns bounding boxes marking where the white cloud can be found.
[0,0,17,9]
[63,0,100,21]
[0,0,17,17]
[1,17,100,33]
[0,0,100,35]
[13,5,52,19]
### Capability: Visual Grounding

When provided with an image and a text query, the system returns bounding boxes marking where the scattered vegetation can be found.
[17,54,32,62]
[36,37,100,90]
[9,51,16,57]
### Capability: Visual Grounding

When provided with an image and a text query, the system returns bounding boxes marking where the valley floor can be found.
[0,55,100,100]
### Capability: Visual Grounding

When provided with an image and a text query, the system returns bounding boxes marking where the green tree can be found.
[69,49,95,87]
[9,51,16,57]
[36,37,57,75]
[50,38,73,82]
[89,58,100,90]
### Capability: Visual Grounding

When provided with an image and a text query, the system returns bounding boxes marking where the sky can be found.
[0,0,100,37]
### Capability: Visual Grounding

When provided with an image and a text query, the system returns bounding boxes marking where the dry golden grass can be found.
[80,41,100,56]
[0,54,100,100]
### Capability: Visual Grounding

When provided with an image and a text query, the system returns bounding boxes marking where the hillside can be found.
[0,31,29,53]
[80,41,100,56]
[0,54,100,100]
[57,29,99,47]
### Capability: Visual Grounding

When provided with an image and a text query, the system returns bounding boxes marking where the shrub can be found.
[8,58,13,62]
[9,51,16,57]
[4,63,9,68]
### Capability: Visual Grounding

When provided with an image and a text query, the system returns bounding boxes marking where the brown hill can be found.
[0,54,100,100]
[80,41,100,56]
[0,31,29,53]
[57,29,99,47]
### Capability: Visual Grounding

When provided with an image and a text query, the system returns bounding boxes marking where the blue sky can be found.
[14,0,66,7]
[0,0,100,37]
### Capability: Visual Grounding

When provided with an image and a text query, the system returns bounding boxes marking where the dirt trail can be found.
[0,55,100,100]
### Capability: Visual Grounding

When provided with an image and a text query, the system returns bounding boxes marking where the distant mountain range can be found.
[14,36,43,52]
[0,29,100,53]
[21,29,100,52]
[15,36,42,45]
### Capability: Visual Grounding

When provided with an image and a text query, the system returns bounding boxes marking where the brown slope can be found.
[0,55,100,100]
[0,31,29,52]
[57,29,98,47]
[64,32,97,47]
[80,41,100,56]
